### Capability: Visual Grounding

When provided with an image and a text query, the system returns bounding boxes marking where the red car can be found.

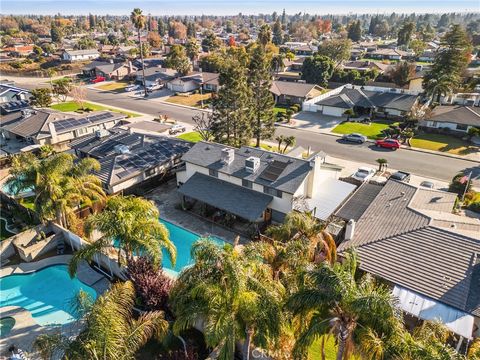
[375,138,401,150]
[90,76,106,83]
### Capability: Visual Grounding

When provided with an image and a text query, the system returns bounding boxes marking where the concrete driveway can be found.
[286,111,345,133]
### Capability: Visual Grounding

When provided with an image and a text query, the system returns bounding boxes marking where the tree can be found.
[157,18,166,36]
[202,30,222,52]
[397,21,415,47]
[282,135,296,153]
[147,31,162,48]
[301,55,335,87]
[185,37,200,61]
[248,45,275,147]
[272,19,283,45]
[424,73,457,103]
[31,88,52,107]
[387,61,416,87]
[165,44,191,75]
[131,8,148,97]
[257,24,272,48]
[69,85,87,111]
[171,21,187,39]
[192,112,215,141]
[171,240,283,360]
[33,332,66,360]
[50,22,63,43]
[52,78,72,102]
[317,38,352,65]
[373,20,390,38]
[75,36,96,50]
[288,250,401,360]
[347,20,362,42]
[65,281,169,360]
[409,39,427,56]
[187,21,196,38]
[88,13,96,30]
[376,158,388,172]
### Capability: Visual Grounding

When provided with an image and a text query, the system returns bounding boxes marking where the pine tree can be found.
[397,21,415,47]
[50,22,63,43]
[157,18,166,36]
[187,22,196,38]
[347,20,362,42]
[248,46,275,147]
[88,13,96,30]
[272,20,283,45]
[281,9,286,25]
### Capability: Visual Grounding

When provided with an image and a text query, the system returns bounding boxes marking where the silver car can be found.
[342,133,367,143]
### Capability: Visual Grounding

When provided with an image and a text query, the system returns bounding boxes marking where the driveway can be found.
[283,111,345,134]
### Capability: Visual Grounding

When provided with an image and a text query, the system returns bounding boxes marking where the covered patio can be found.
[178,173,273,237]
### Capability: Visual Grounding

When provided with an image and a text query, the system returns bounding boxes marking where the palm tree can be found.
[65,281,169,360]
[69,195,175,276]
[425,73,457,103]
[130,8,148,97]
[376,158,388,172]
[171,240,283,360]
[33,332,67,360]
[283,135,296,154]
[288,250,401,360]
[275,135,285,152]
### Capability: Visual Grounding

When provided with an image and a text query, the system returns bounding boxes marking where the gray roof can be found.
[270,80,322,98]
[182,142,312,194]
[335,182,383,221]
[427,105,480,126]
[178,172,273,222]
[316,87,418,112]
[83,61,127,74]
[0,84,31,104]
[64,49,99,56]
[339,180,480,315]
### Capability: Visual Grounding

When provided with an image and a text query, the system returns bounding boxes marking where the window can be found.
[209,169,218,177]
[242,179,253,189]
[456,124,468,131]
[263,186,282,198]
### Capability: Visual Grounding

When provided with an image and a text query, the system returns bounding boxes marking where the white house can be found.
[62,49,99,62]
[420,105,480,133]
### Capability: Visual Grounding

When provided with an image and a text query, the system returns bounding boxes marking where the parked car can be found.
[342,133,367,144]
[169,124,186,135]
[390,171,411,183]
[125,84,141,92]
[146,83,163,92]
[90,76,106,84]
[420,181,435,189]
[375,138,400,150]
[352,167,376,182]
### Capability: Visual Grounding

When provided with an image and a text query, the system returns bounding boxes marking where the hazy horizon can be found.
[1,0,479,16]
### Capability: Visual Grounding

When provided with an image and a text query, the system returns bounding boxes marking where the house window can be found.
[242,179,253,189]
[209,169,218,177]
[263,186,282,198]
[456,124,468,131]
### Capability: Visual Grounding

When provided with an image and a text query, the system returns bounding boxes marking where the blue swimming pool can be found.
[1,181,33,197]
[0,265,97,326]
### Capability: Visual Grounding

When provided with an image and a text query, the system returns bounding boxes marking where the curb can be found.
[157,99,212,113]
[275,123,480,163]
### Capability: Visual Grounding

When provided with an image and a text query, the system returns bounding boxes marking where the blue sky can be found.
[1,0,479,15]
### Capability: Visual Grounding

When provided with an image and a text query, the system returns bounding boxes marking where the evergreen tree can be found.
[50,22,63,43]
[186,21,196,38]
[272,19,283,45]
[248,46,275,147]
[88,13,96,30]
[257,24,272,48]
[301,54,335,86]
[397,21,415,46]
[157,18,166,36]
[185,37,200,61]
[347,20,362,42]
[281,8,286,25]
[368,16,379,34]
[165,44,191,75]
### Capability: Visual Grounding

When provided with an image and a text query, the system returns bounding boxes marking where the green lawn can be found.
[309,336,363,360]
[274,106,288,115]
[50,101,141,118]
[177,131,203,143]
[19,196,35,211]
[410,133,476,155]
[331,120,395,140]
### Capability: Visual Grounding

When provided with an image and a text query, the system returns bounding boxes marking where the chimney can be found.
[345,219,356,241]
[48,122,57,141]
[221,148,235,165]
[306,154,324,198]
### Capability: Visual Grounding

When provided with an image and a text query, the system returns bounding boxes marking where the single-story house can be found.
[314,86,419,117]
[62,49,99,62]
[0,84,31,105]
[167,72,219,93]
[336,180,480,342]
[82,60,135,80]
[369,48,412,60]
[201,72,220,92]
[176,141,356,226]
[420,105,480,133]
[1,45,34,57]
[270,80,324,105]
[70,128,192,194]
[342,60,390,74]
[417,50,436,63]
[135,67,178,87]
[294,44,317,56]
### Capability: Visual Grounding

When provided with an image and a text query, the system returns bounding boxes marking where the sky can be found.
[1,0,479,15]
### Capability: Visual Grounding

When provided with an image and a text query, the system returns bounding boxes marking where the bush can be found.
[290,104,300,113]
[449,173,472,195]
[10,61,24,69]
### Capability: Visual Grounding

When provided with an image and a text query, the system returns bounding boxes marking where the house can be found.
[294,44,318,56]
[167,72,219,93]
[0,84,31,105]
[1,45,34,57]
[0,108,125,152]
[420,105,480,134]
[135,67,178,87]
[82,60,135,80]
[62,49,99,62]
[336,180,480,341]
[70,128,192,194]
[417,50,436,63]
[341,60,390,74]
[312,85,419,117]
[176,141,356,228]
[270,80,324,105]
[369,48,412,60]
[201,72,220,92]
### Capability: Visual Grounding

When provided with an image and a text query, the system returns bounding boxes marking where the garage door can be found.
[322,106,345,117]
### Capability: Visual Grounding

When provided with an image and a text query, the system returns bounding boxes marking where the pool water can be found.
[0,317,15,337]
[1,181,33,197]
[0,265,97,326]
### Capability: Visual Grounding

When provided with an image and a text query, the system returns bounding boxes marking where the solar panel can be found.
[259,160,288,182]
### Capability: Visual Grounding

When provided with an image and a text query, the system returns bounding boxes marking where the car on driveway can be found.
[125,84,141,92]
[352,167,376,182]
[146,84,163,92]
[169,124,186,135]
[342,133,367,143]
[375,138,400,150]
[420,180,435,189]
[90,76,106,84]
[390,171,411,183]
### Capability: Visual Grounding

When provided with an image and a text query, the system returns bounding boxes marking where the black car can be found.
[390,171,411,183]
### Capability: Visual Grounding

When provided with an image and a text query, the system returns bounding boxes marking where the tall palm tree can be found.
[425,73,457,103]
[288,250,401,360]
[69,195,175,276]
[130,8,148,97]
[65,281,169,360]
[171,240,283,360]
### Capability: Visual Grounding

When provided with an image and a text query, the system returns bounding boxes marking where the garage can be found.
[322,105,346,117]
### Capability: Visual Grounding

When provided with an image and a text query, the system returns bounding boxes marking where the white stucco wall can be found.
[322,106,345,117]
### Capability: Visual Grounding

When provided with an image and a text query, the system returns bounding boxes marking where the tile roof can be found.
[182,141,312,194]
[335,182,383,221]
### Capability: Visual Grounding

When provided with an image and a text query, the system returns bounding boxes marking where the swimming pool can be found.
[1,180,34,197]
[0,265,97,327]
[160,219,225,276]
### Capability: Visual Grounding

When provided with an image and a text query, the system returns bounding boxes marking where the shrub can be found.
[449,173,472,196]
[290,104,300,112]
[10,61,24,69]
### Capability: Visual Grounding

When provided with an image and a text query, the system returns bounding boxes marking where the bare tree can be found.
[192,112,215,141]
[69,85,87,111]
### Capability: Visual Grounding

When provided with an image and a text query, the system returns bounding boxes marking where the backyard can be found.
[332,120,395,139]
[410,133,477,155]
[166,93,212,108]
[50,101,141,118]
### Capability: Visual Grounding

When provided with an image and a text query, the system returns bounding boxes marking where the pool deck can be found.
[146,179,249,244]
[0,255,110,358]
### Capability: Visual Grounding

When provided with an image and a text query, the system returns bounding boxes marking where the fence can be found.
[1,68,81,78]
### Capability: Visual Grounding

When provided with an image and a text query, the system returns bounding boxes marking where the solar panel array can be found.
[54,113,116,133]
[259,160,289,182]
[0,100,30,112]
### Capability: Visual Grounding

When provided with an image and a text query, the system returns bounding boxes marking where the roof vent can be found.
[114,144,130,154]
[450,224,456,229]
[95,129,110,138]
[245,156,260,173]
[21,108,35,118]
[221,148,235,165]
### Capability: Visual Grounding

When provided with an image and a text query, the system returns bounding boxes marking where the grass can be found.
[19,196,35,211]
[331,120,396,140]
[410,133,476,155]
[177,131,203,143]
[50,101,141,118]
[274,106,288,115]
[166,93,212,108]
[309,336,362,360]
[95,81,129,92]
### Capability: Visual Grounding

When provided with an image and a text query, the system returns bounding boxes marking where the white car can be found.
[146,83,163,92]
[352,167,376,182]
[125,84,140,92]
[169,124,186,135]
